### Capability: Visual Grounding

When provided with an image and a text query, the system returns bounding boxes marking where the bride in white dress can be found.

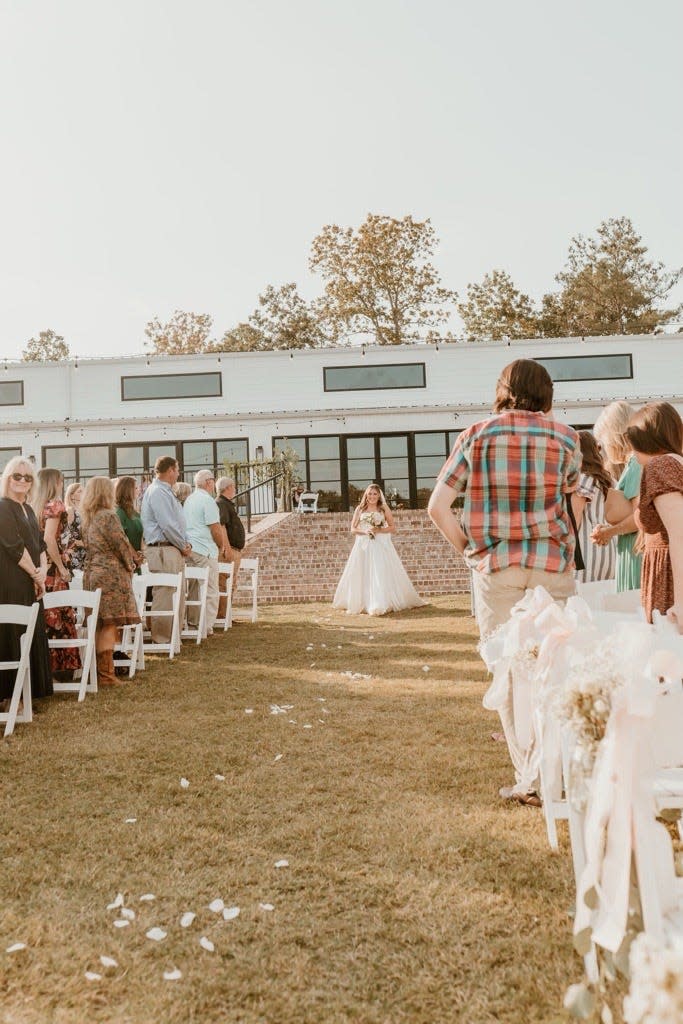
[333,484,426,615]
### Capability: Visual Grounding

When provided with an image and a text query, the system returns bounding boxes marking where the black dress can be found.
[0,498,52,700]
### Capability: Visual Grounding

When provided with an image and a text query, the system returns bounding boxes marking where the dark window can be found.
[0,380,24,406]
[121,372,222,401]
[534,353,633,382]
[43,446,77,474]
[0,448,21,471]
[323,363,426,392]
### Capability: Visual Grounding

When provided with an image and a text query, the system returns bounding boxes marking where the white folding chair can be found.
[114,576,146,678]
[43,589,101,701]
[231,557,259,623]
[138,572,182,658]
[215,562,234,631]
[297,492,318,513]
[575,578,616,611]
[0,603,38,737]
[602,589,644,615]
[69,570,84,590]
[183,566,209,644]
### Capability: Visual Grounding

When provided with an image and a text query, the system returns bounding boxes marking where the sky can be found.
[0,0,681,360]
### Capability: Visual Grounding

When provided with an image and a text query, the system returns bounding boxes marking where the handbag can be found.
[565,494,584,572]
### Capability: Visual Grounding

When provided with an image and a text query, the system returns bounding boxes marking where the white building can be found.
[2,333,681,510]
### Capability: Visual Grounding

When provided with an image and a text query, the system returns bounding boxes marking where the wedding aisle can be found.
[1,598,579,1024]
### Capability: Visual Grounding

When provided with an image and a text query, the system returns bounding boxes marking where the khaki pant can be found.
[472,565,576,791]
[146,546,185,649]
[185,551,219,635]
[217,549,242,620]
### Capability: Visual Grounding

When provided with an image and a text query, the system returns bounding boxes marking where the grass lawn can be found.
[0,596,583,1024]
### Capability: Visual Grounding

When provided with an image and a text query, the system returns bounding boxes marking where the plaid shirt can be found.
[438,411,581,574]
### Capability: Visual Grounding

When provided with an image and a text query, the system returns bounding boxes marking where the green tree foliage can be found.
[249,283,327,349]
[458,270,537,341]
[22,328,70,362]
[144,310,216,354]
[310,214,456,345]
[540,216,682,337]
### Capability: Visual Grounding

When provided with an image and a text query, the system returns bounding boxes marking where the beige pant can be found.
[472,565,576,791]
[185,551,219,635]
[146,546,185,648]
[218,549,242,619]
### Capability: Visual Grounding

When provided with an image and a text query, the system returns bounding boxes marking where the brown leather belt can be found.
[147,541,174,547]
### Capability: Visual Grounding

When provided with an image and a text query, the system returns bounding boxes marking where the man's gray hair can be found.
[216,476,235,494]
[194,469,214,488]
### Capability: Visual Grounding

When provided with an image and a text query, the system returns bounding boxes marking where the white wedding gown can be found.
[333,521,426,616]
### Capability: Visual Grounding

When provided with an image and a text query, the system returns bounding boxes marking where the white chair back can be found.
[575,578,616,611]
[602,589,643,615]
[231,557,259,623]
[183,566,209,644]
[0,602,38,736]
[42,589,101,700]
[137,572,183,658]
[297,492,318,514]
[215,562,234,630]
[115,576,146,678]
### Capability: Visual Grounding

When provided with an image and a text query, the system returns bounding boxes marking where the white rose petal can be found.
[146,927,167,942]
[5,943,26,953]
[163,968,182,981]
[214,774,225,781]
[303,724,312,730]
[273,753,283,762]
[106,893,124,911]
[139,894,155,902]
[208,898,224,913]
[180,778,190,789]
[85,971,102,981]
[100,956,118,968]
[274,859,289,869]
[199,936,215,952]
[422,665,430,672]
[124,818,137,824]
[222,906,240,921]
[113,920,130,929]
[180,912,196,928]
[120,908,135,921]
[259,903,274,912]
[244,708,254,715]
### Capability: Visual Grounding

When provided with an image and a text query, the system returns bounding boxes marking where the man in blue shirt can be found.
[141,456,191,648]
[184,469,224,636]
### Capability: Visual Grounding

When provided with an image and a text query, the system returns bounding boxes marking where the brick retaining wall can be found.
[245,511,470,604]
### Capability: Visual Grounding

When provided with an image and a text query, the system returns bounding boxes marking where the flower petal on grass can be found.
[422,665,430,673]
[84,971,102,981]
[180,912,196,928]
[208,898,224,913]
[146,928,167,942]
[6,943,26,953]
[303,724,312,730]
[222,906,240,921]
[106,893,124,911]
[214,774,225,781]
[139,894,155,902]
[120,908,135,921]
[113,920,130,929]
[180,777,190,789]
[163,968,182,981]
[259,903,274,912]
[273,753,283,762]
[244,708,254,715]
[274,859,289,869]
[199,936,215,952]
[99,956,118,968]
[124,818,137,824]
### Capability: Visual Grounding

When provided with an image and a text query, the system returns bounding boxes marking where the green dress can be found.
[116,506,144,570]
[616,456,642,592]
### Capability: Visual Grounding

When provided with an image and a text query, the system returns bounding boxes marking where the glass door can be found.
[378,435,410,508]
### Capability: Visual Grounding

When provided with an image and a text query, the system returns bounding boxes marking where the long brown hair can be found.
[115,476,137,518]
[32,467,63,523]
[625,402,683,457]
[493,359,553,414]
[578,431,613,499]
[358,483,386,512]
[81,476,114,530]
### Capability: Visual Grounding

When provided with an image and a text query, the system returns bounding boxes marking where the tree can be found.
[249,283,328,349]
[458,270,538,341]
[309,214,456,345]
[144,310,216,355]
[22,329,70,362]
[218,322,268,352]
[540,217,682,337]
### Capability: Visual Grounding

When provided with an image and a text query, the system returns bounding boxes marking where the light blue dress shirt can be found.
[140,480,188,549]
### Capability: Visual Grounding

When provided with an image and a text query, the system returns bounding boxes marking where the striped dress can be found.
[574,473,617,584]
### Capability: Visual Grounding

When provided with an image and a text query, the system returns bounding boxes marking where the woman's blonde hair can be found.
[64,482,83,511]
[81,476,114,530]
[173,481,192,505]
[32,467,63,523]
[0,456,36,499]
[358,483,386,512]
[593,401,635,480]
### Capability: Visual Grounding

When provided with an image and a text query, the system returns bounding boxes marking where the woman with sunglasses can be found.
[0,457,52,706]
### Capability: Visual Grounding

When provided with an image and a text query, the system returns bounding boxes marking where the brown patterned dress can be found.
[637,454,683,623]
[83,509,140,627]
[40,498,81,675]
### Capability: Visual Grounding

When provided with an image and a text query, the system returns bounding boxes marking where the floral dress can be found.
[40,498,80,675]
[83,509,140,627]
[61,509,86,572]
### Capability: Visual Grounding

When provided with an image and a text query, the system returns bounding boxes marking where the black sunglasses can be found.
[11,473,34,483]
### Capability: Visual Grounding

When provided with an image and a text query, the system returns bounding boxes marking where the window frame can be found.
[533,353,633,383]
[323,362,426,393]
[0,380,25,406]
[120,371,223,402]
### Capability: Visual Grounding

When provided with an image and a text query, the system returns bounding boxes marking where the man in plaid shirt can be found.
[428,359,581,802]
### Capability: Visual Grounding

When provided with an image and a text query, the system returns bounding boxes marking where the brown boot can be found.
[96,649,124,687]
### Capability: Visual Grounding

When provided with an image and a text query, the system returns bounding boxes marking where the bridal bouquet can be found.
[359,511,384,538]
